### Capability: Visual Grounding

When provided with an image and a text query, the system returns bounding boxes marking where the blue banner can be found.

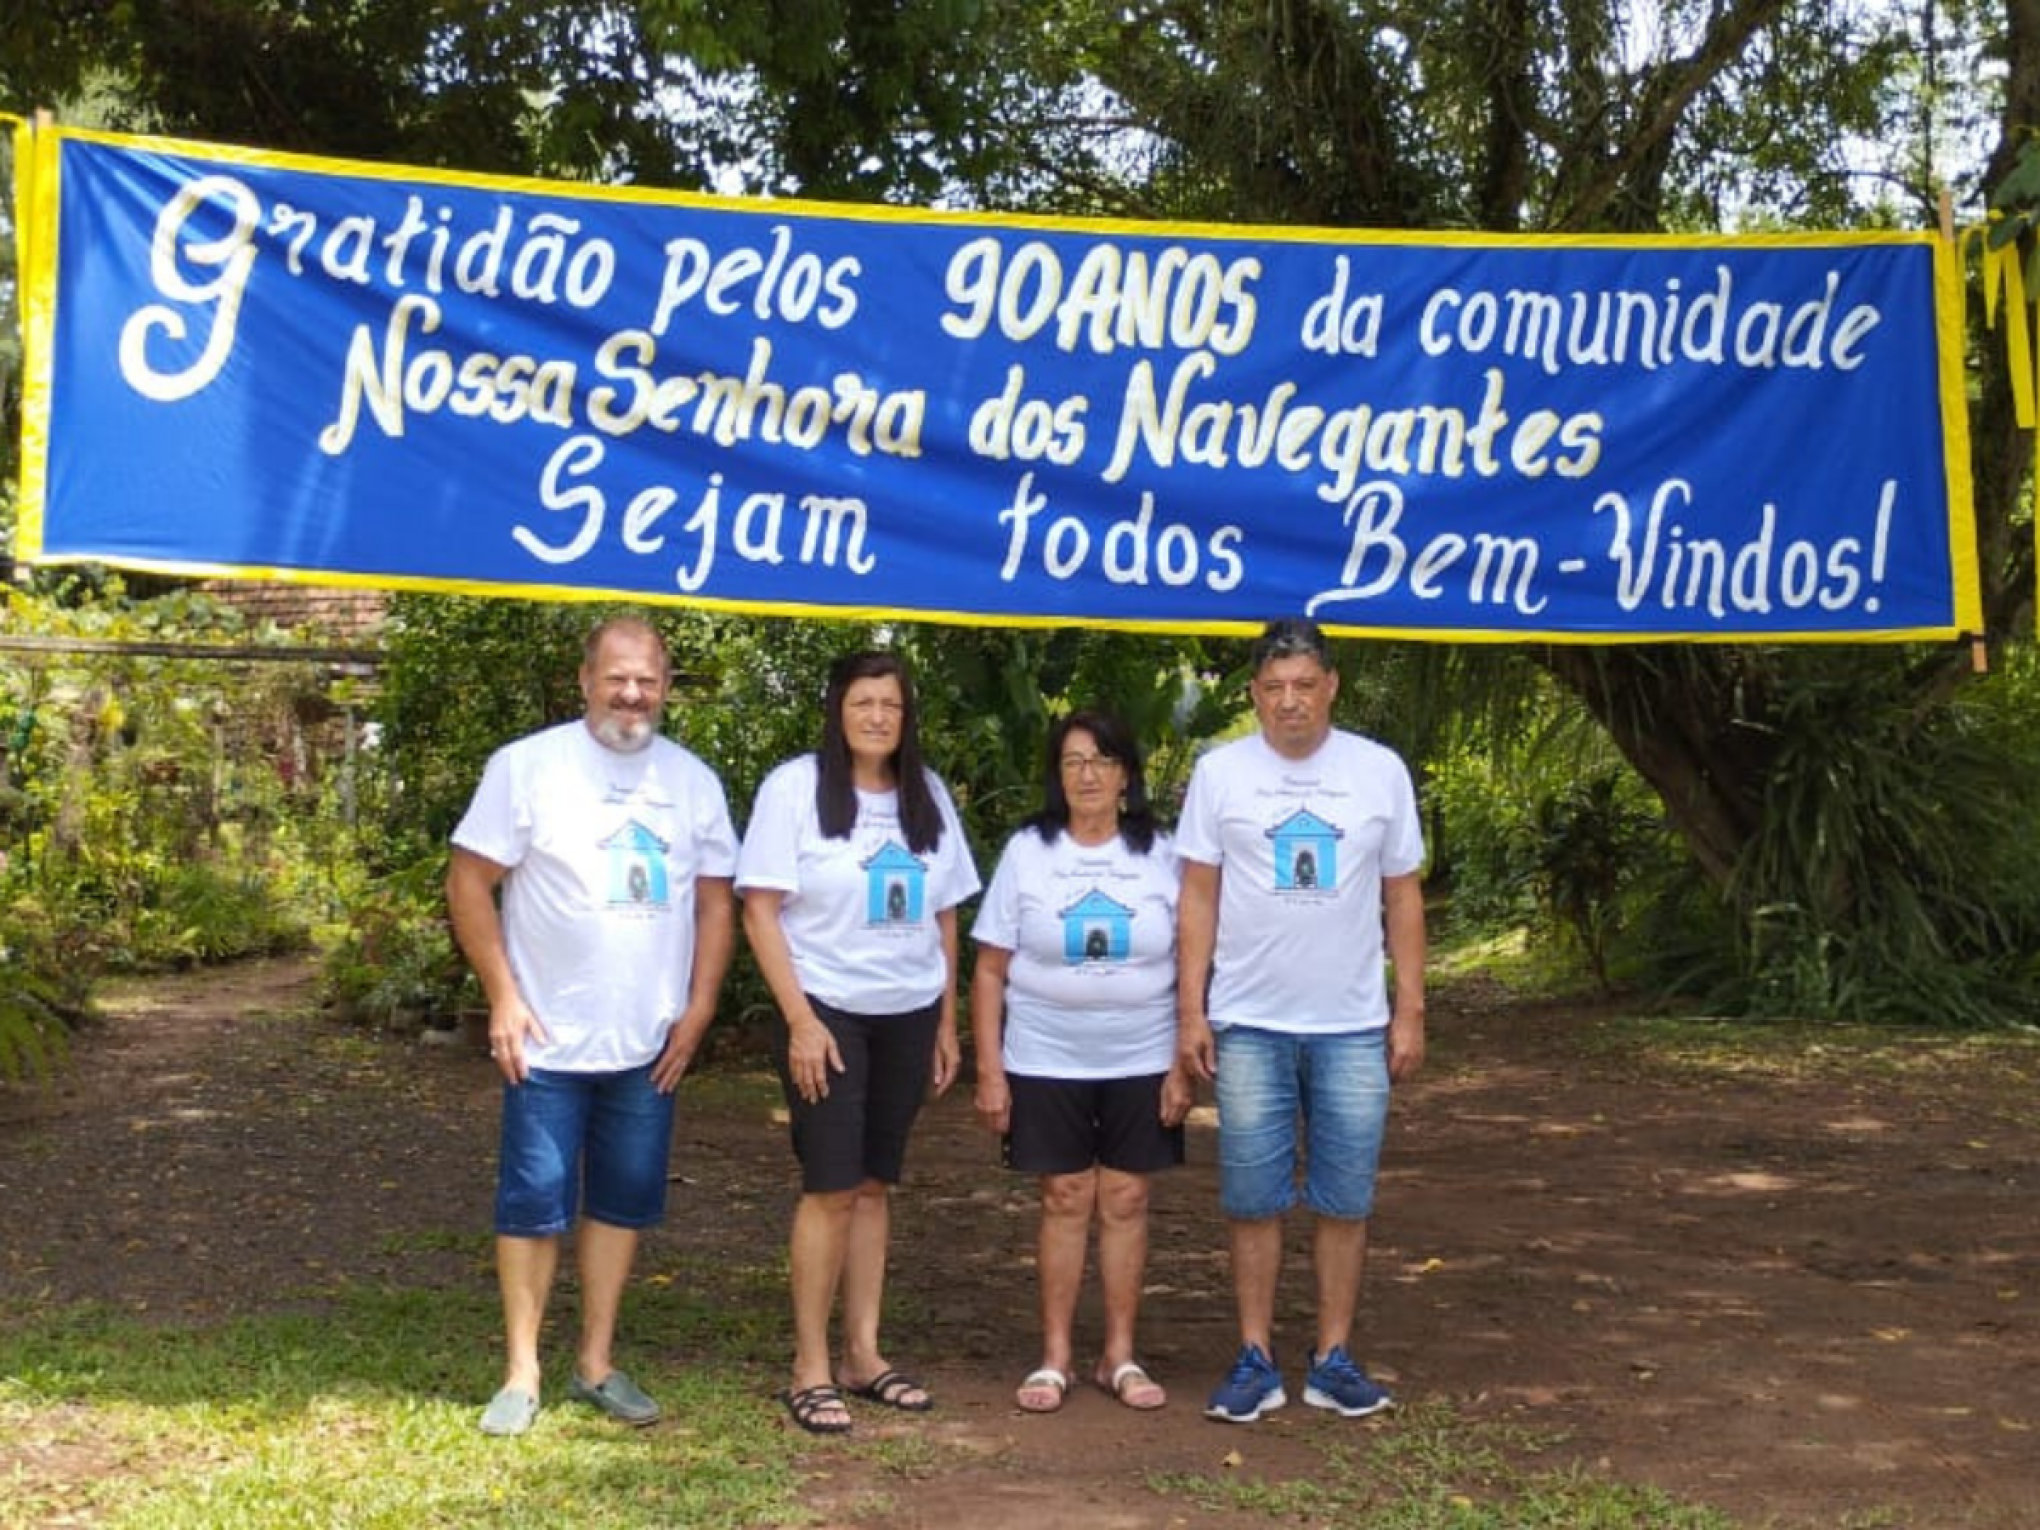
[16,125,1982,640]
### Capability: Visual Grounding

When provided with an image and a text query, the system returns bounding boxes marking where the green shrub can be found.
[320,856,473,1027]
[0,579,356,1077]
[1719,648,2040,1025]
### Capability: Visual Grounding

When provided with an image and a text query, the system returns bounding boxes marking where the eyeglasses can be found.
[1060,753,1122,775]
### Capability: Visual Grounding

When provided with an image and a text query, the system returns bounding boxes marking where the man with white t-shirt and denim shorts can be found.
[448,616,738,1438]
[1175,617,1427,1424]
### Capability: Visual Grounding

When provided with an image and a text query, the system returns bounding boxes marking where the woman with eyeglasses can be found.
[971,708,1192,1415]
[738,651,981,1436]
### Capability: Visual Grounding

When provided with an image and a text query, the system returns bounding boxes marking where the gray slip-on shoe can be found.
[569,1370,661,1426]
[479,1386,539,1436]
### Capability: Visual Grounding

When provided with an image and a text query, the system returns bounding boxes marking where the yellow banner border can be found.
[8,119,1988,646]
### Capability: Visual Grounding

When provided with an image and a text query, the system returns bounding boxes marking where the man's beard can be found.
[591,713,657,752]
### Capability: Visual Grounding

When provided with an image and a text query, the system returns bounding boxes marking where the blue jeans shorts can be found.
[494,1064,676,1237]
[1214,1026,1390,1221]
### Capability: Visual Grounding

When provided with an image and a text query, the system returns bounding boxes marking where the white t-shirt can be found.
[972,827,1180,1079]
[736,753,981,1014]
[1175,729,1424,1036]
[450,720,738,1073]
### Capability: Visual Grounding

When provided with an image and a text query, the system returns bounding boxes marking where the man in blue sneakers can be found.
[1175,618,1427,1424]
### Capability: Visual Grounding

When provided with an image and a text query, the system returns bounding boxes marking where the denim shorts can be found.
[494,1064,676,1237]
[1213,1026,1390,1221]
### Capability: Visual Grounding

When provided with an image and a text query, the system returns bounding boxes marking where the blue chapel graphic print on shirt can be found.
[1265,808,1344,892]
[1059,889,1136,964]
[601,820,672,906]
[860,840,928,925]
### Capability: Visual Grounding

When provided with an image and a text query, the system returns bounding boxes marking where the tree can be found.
[9,3,2040,1020]
[945,2,2040,1018]
[832,1,2040,1018]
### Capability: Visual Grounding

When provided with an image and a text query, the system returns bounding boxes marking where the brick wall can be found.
[199,581,389,645]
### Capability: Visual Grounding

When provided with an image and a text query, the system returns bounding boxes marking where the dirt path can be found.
[3,959,2037,1527]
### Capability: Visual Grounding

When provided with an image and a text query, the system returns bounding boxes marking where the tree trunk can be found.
[1538,647,1773,888]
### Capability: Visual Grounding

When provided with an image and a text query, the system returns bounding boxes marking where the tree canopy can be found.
[7,2,2040,1024]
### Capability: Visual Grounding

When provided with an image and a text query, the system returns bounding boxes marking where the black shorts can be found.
[1004,1071,1185,1177]
[774,995,940,1194]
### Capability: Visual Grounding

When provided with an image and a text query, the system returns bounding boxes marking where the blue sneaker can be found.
[1205,1342,1286,1423]
[1303,1345,1392,1417]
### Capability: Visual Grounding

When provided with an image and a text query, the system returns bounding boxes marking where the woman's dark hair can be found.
[1024,708,1158,855]
[815,651,945,852]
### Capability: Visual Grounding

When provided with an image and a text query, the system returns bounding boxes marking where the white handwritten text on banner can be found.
[18,128,1979,639]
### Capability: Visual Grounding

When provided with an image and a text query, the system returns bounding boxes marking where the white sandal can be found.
[1099,1360,1167,1410]
[1015,1366,1071,1413]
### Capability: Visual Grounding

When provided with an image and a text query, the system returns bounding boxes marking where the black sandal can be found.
[780,1383,853,1435]
[844,1369,933,1412]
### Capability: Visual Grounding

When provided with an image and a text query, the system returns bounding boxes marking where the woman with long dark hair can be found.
[738,651,980,1435]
